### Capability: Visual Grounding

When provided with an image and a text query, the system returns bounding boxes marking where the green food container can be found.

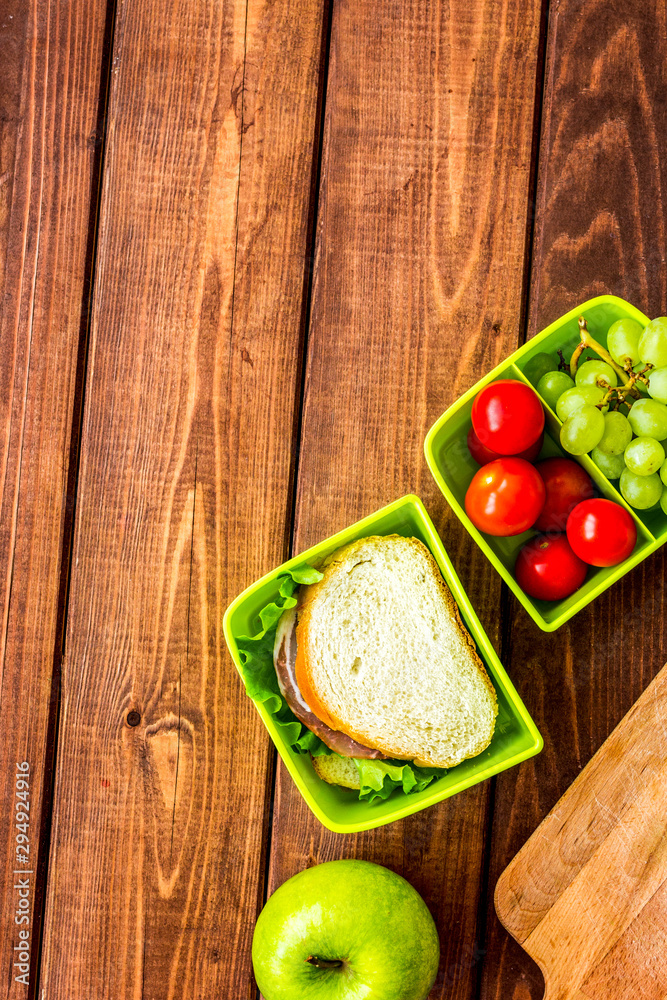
[424,295,664,632]
[223,495,542,833]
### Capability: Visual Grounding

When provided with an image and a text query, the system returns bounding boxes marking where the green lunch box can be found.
[223,495,542,833]
[424,295,664,632]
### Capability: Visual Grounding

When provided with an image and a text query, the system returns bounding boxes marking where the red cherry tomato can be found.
[471,380,545,455]
[515,534,588,601]
[534,458,595,532]
[467,427,544,465]
[566,499,637,567]
[465,458,546,536]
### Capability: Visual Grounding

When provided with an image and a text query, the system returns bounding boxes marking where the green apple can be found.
[252,859,440,1000]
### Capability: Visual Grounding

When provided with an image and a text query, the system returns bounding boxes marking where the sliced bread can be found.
[295,534,498,768]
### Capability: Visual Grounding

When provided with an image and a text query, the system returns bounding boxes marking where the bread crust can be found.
[295,535,498,768]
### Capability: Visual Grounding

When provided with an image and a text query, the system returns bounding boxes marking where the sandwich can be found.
[271,535,498,789]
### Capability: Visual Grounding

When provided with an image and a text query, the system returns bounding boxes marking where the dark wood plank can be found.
[483,3,667,997]
[0,2,109,996]
[39,1,327,996]
[266,1,546,997]
[528,1,667,326]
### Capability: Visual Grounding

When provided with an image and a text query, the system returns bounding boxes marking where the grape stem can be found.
[571,317,633,385]
[572,316,651,406]
[569,340,586,378]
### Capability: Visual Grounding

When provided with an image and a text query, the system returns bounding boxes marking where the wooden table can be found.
[1,1,665,997]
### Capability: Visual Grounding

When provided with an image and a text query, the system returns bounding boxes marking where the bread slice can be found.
[295,535,498,768]
[312,754,361,789]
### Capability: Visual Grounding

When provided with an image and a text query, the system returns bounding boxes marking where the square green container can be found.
[425,295,666,632]
[223,495,542,833]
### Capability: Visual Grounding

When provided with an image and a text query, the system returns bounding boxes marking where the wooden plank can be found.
[528,3,667,328]
[0,1,110,997]
[39,1,327,997]
[483,2,667,997]
[266,1,546,997]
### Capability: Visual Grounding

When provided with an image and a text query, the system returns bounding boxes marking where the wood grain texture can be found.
[0,1,109,996]
[528,0,667,329]
[39,1,326,996]
[495,664,667,1000]
[483,3,667,997]
[581,879,667,1000]
[266,0,545,997]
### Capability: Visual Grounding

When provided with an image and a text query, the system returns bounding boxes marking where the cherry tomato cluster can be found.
[464,380,638,601]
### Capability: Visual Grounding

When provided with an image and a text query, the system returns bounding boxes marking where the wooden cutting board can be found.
[495,663,667,1000]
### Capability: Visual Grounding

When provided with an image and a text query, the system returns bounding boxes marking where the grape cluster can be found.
[523,316,667,513]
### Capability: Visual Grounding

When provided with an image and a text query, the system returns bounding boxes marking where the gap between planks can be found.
[28,1,118,997]
[478,0,551,994]
[256,0,336,942]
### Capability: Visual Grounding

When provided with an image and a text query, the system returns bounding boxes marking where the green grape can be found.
[619,468,663,509]
[591,447,625,479]
[647,367,667,404]
[624,436,666,476]
[607,318,644,367]
[660,458,667,486]
[556,386,608,421]
[661,485,667,515]
[639,317,667,368]
[596,411,632,455]
[536,370,575,410]
[523,352,559,387]
[627,398,667,439]
[575,359,618,389]
[560,404,605,455]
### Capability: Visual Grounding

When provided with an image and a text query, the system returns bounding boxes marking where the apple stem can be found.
[306,956,344,970]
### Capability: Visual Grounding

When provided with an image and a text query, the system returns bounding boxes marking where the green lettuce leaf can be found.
[236,568,332,757]
[355,759,446,803]
[234,566,446,801]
